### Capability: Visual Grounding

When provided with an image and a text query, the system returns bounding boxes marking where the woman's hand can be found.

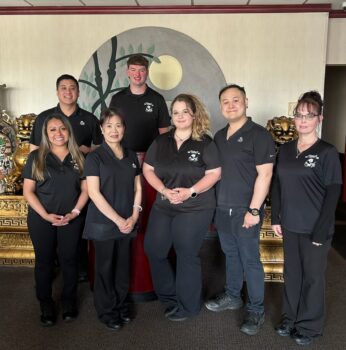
[60,211,79,225]
[272,224,283,237]
[119,216,138,234]
[171,187,191,204]
[162,188,183,205]
[46,213,69,226]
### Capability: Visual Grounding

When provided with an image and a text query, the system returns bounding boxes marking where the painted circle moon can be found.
[149,55,183,91]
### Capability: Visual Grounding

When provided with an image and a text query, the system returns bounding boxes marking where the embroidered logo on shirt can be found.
[144,102,154,113]
[80,121,85,126]
[304,154,319,168]
[132,163,137,168]
[187,150,200,162]
[237,137,243,143]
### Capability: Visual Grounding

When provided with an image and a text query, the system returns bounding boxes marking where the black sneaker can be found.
[240,311,265,336]
[205,293,243,312]
[291,329,313,346]
[275,318,293,337]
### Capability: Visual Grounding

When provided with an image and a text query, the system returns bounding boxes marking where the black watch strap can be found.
[248,208,260,216]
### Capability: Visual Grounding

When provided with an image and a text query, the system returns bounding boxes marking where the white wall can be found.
[0,13,329,128]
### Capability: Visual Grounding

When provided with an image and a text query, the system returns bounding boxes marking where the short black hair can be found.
[56,74,79,90]
[99,107,126,128]
[219,84,246,100]
[127,54,149,70]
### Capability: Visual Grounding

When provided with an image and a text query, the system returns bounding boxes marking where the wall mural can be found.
[78,26,227,134]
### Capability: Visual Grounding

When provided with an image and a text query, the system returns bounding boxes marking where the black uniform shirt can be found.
[274,139,342,235]
[30,104,103,148]
[109,86,171,152]
[22,150,84,215]
[214,118,275,208]
[145,130,220,213]
[82,142,141,241]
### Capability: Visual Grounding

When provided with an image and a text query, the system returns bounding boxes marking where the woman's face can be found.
[294,103,322,136]
[171,101,194,131]
[101,115,125,145]
[47,118,69,148]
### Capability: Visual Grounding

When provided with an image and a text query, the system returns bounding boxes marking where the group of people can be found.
[23,54,342,347]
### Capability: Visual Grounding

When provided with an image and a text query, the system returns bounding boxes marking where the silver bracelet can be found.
[133,204,143,212]
[71,208,80,216]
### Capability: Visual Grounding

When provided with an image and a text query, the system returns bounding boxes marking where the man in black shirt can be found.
[205,84,275,336]
[108,55,171,300]
[30,74,102,154]
[109,54,171,152]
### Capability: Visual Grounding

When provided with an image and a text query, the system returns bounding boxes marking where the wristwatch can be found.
[190,187,198,198]
[247,208,260,216]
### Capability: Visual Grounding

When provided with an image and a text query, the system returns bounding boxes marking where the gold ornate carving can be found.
[266,116,298,146]
[0,195,34,266]
[3,113,36,194]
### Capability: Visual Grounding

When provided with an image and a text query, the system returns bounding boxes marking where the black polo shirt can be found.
[214,118,275,208]
[109,86,171,152]
[145,130,220,213]
[82,143,141,241]
[22,150,84,215]
[30,104,103,148]
[273,139,342,235]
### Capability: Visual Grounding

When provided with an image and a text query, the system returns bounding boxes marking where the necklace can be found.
[174,132,191,142]
[296,138,319,158]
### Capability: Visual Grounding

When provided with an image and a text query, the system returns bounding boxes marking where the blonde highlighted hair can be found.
[170,94,211,141]
[31,114,84,181]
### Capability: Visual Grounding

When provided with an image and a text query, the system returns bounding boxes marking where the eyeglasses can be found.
[294,113,319,121]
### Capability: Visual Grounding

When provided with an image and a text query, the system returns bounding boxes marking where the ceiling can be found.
[0,0,344,11]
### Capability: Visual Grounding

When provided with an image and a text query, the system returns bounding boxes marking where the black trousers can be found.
[28,210,83,310]
[93,237,131,323]
[144,207,214,317]
[282,230,331,337]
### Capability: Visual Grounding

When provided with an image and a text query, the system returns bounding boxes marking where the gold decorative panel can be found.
[0,195,34,266]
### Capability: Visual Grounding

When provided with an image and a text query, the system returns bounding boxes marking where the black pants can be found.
[282,230,331,337]
[28,210,83,310]
[144,207,214,317]
[93,237,131,323]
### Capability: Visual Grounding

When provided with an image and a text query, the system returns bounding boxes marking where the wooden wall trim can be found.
[0,4,333,16]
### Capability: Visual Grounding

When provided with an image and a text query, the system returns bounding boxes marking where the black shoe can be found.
[40,313,56,327]
[78,271,88,283]
[62,310,78,322]
[120,309,132,324]
[167,309,188,322]
[105,319,122,331]
[275,318,293,337]
[164,306,178,318]
[205,293,243,312]
[291,329,313,346]
[240,311,265,336]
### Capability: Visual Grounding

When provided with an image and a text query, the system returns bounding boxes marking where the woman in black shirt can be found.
[271,91,342,346]
[23,114,88,326]
[143,94,221,321]
[83,108,141,331]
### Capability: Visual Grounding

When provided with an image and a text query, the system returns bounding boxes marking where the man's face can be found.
[220,87,247,123]
[127,64,148,88]
[56,79,79,106]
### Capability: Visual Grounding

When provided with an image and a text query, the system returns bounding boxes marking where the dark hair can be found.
[219,84,246,100]
[99,108,126,128]
[33,114,84,180]
[294,90,323,116]
[127,54,149,70]
[56,74,79,90]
